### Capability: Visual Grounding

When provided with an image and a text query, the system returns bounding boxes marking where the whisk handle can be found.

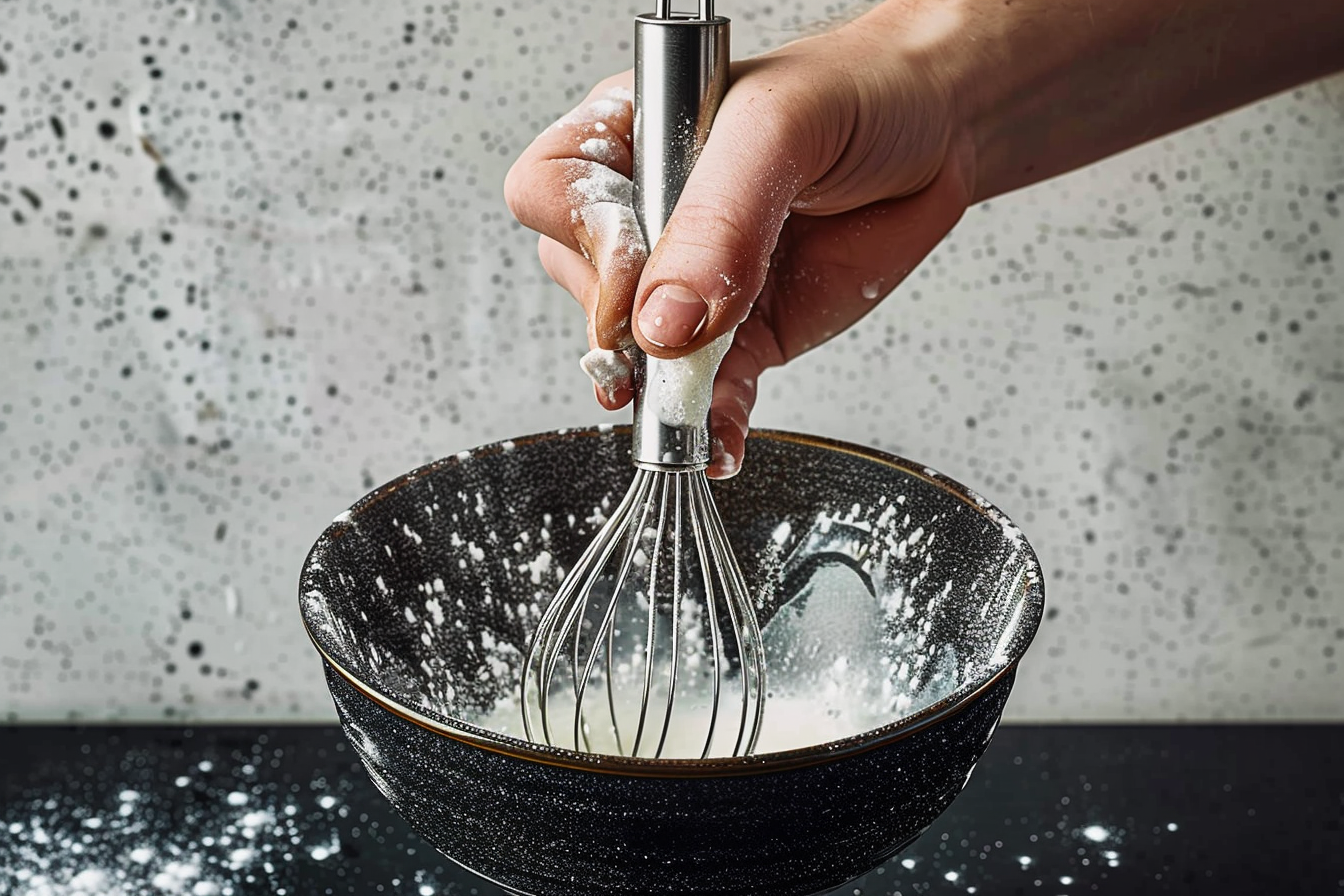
[630,7,731,470]
[632,9,729,250]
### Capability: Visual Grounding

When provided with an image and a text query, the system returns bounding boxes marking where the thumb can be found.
[630,82,818,357]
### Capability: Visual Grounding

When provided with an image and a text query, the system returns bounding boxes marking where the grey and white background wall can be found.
[2,0,1341,723]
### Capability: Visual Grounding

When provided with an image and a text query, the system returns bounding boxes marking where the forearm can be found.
[861,0,1344,202]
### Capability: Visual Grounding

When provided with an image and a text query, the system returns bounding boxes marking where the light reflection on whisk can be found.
[521,468,765,759]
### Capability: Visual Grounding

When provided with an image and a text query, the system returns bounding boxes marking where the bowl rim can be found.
[299,426,1045,778]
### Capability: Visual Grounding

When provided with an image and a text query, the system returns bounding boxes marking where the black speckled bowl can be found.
[299,427,1044,896]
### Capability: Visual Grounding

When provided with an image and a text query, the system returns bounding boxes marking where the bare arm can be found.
[859,0,1344,200]
[506,0,1344,476]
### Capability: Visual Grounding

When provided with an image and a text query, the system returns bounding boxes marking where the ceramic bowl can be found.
[299,427,1044,896]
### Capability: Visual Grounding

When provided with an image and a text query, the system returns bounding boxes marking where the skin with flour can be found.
[507,0,1344,479]
[566,136,736,436]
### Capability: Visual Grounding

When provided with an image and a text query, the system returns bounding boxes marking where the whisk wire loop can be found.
[686,473,724,760]
[570,469,657,754]
[523,471,650,749]
[631,472,674,757]
[522,466,765,759]
[694,472,766,755]
[659,474,686,755]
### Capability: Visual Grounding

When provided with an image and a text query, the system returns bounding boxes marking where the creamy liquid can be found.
[471,561,961,757]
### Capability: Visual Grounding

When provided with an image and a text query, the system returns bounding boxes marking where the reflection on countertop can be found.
[2,725,1340,895]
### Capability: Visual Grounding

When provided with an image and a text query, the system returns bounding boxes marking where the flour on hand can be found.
[567,160,648,278]
[579,348,633,402]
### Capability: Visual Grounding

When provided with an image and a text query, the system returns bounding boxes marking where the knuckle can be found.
[503,161,543,225]
[667,196,762,264]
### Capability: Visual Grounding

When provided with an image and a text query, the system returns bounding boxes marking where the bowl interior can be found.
[300,428,1043,760]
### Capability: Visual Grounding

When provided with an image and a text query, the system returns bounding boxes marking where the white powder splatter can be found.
[579,348,632,401]
[401,522,423,545]
[2,750,367,896]
[69,869,109,892]
[425,599,444,625]
[547,85,632,132]
[569,162,646,276]
[643,329,734,428]
[578,136,617,164]
[524,550,553,585]
[569,160,630,207]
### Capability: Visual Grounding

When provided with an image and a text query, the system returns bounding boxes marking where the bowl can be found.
[299,427,1044,896]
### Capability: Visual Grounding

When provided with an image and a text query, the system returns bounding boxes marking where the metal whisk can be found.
[521,1,765,759]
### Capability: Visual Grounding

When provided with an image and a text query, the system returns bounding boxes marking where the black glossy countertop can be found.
[2,725,1340,895]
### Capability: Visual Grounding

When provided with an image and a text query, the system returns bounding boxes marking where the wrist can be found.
[855,0,1103,203]
[860,0,1344,203]
[842,0,984,202]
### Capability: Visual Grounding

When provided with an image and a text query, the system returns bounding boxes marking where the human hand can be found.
[505,13,976,477]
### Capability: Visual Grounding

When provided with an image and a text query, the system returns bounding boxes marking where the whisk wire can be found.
[686,474,725,760]
[524,470,649,749]
[536,537,610,749]
[631,472,671,757]
[658,474,685,757]
[695,472,765,755]
[571,469,656,753]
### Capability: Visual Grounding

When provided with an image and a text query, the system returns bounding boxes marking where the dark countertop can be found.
[1,725,1340,895]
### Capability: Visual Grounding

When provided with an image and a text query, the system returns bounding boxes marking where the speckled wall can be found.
[1,0,1341,723]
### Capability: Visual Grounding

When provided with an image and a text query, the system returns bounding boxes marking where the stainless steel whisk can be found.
[521,1,765,759]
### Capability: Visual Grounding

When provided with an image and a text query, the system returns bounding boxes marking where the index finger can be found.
[504,73,636,256]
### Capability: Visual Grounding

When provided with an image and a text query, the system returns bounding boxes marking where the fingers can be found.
[578,187,647,350]
[507,75,646,349]
[631,77,817,358]
[702,154,973,478]
[537,235,597,319]
[504,74,635,254]
[538,236,634,410]
[706,316,783,479]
